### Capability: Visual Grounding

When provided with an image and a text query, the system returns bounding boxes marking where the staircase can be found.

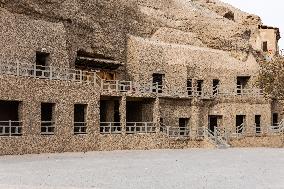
[268,120,284,134]
[204,127,230,149]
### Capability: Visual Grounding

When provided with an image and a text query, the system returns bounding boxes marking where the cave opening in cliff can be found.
[100,96,121,133]
[75,50,122,72]
[36,51,50,68]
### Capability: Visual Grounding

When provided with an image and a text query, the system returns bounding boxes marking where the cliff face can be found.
[0,0,262,61]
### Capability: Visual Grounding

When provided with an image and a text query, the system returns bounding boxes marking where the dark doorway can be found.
[236,115,245,133]
[0,101,21,136]
[262,41,268,52]
[237,76,250,95]
[272,113,278,126]
[208,116,219,132]
[36,51,49,67]
[197,80,204,96]
[152,73,164,93]
[74,104,87,123]
[255,115,261,133]
[100,100,120,122]
[213,79,220,95]
[179,118,189,136]
[41,103,55,134]
[126,101,142,122]
[74,104,87,134]
[114,101,120,123]
[0,101,20,121]
[41,103,54,122]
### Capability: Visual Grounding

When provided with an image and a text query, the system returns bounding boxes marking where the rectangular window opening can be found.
[179,118,190,136]
[152,73,164,93]
[255,115,261,134]
[237,76,250,95]
[197,80,204,96]
[272,113,279,127]
[187,79,193,96]
[236,115,246,133]
[36,51,50,68]
[74,104,87,135]
[41,103,55,135]
[100,99,121,134]
[0,100,22,136]
[213,79,220,96]
[262,41,268,52]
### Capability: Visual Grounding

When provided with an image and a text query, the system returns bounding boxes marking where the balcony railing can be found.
[0,62,264,98]
[0,62,99,85]
[41,121,55,135]
[0,121,22,137]
[126,122,155,134]
[100,122,122,134]
[74,122,87,135]
[160,125,190,138]
[101,80,162,94]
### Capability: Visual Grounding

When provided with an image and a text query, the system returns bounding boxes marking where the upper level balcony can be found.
[0,61,264,100]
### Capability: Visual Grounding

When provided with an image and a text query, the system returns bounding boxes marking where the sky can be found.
[221,0,284,50]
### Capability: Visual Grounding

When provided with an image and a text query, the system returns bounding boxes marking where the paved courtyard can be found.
[0,148,283,189]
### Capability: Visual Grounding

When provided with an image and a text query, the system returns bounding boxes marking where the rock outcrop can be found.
[0,0,263,61]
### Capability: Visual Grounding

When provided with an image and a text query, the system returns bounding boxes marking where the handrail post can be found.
[80,70,82,83]
[33,64,36,78]
[50,66,52,80]
[16,62,19,76]
[145,122,147,134]
[116,80,119,92]
[9,120,11,137]
[214,127,217,144]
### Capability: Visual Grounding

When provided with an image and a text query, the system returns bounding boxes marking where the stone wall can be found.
[230,135,284,148]
[0,8,69,67]
[0,133,215,155]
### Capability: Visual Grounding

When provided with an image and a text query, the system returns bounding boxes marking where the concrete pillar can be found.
[153,97,161,132]
[22,100,40,136]
[56,101,73,137]
[88,100,100,135]
[190,99,203,137]
[119,96,127,135]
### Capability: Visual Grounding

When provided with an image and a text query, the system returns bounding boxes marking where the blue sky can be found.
[221,0,283,50]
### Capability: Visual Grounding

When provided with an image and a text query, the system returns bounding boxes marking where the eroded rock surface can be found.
[0,0,263,61]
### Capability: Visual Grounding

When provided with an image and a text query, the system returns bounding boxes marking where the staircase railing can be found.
[268,120,284,134]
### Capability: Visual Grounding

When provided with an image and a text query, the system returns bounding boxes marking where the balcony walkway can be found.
[0,62,264,99]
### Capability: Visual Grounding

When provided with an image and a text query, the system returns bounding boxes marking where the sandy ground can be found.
[0,148,283,189]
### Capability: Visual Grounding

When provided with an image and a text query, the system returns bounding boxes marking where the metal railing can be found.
[74,122,87,134]
[41,121,55,135]
[0,62,264,99]
[126,122,155,134]
[0,62,100,85]
[161,125,190,138]
[100,122,122,134]
[268,120,284,134]
[0,121,22,137]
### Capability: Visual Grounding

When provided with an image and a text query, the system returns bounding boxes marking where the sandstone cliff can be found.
[0,0,262,61]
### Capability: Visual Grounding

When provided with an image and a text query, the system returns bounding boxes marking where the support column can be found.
[22,100,40,136]
[190,98,202,137]
[119,96,127,135]
[153,97,161,132]
[89,100,100,136]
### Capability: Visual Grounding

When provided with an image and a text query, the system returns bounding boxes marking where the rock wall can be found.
[230,135,284,148]
[0,0,264,63]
